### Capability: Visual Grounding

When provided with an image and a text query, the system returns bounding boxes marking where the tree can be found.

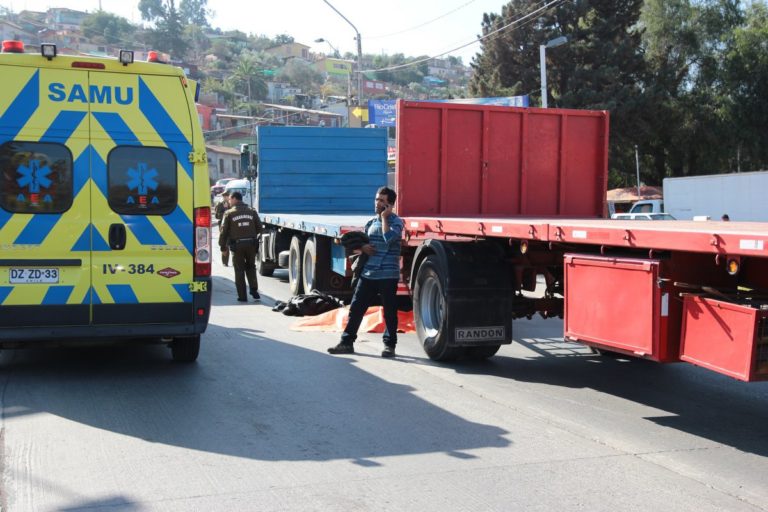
[320,80,347,101]
[81,11,136,46]
[468,2,541,99]
[723,2,768,171]
[138,0,186,59]
[203,77,238,111]
[272,34,295,45]
[179,0,211,27]
[277,60,324,97]
[247,34,276,53]
[371,54,427,87]
[232,52,268,107]
[640,0,749,179]
[184,24,210,62]
[470,0,647,183]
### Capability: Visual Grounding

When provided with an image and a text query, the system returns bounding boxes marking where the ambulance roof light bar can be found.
[119,50,134,66]
[2,40,25,53]
[147,50,166,63]
[41,44,57,60]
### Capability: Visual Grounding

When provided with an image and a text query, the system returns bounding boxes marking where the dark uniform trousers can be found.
[231,238,258,299]
[219,203,262,301]
[221,247,230,267]
[214,201,230,266]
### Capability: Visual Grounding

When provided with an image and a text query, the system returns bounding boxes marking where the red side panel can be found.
[396,106,440,215]
[564,115,605,216]
[563,254,680,362]
[680,296,768,382]
[486,110,523,214]
[445,108,482,215]
[396,100,609,218]
[526,113,561,215]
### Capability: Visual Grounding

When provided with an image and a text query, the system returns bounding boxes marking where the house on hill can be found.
[265,42,311,62]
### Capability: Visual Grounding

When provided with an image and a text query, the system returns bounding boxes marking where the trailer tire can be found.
[413,255,463,361]
[170,335,200,363]
[288,236,305,296]
[302,237,331,293]
[257,250,275,277]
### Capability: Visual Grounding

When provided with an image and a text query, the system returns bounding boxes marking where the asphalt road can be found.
[1,250,768,511]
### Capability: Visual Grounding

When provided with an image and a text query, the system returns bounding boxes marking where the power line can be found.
[203,107,340,136]
[366,0,477,40]
[362,0,567,73]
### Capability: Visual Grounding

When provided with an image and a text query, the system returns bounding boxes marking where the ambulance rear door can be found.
[89,71,196,327]
[0,64,92,330]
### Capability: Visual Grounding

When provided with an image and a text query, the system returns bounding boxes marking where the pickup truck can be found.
[611,212,676,220]
[627,199,664,214]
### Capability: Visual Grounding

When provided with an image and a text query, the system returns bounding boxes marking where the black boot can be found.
[327,343,354,355]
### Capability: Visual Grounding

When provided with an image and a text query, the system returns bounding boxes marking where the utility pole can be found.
[635,145,641,197]
[322,0,363,104]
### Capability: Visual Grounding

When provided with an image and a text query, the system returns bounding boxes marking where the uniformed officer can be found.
[218,191,263,302]
[214,190,231,266]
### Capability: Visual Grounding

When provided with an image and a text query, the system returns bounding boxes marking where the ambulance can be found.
[0,41,212,362]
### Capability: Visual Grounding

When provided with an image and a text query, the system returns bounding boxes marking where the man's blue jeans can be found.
[340,277,399,346]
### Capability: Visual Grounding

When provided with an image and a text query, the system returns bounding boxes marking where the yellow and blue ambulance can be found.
[0,41,212,361]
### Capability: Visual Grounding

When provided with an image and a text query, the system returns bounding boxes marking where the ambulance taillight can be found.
[2,40,24,53]
[194,207,211,277]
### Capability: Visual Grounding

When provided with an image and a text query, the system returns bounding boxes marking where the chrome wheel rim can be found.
[303,249,314,289]
[419,276,444,339]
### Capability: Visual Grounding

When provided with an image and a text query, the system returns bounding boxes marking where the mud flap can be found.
[416,240,514,347]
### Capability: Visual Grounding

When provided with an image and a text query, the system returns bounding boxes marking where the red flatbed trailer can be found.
[395,101,768,382]
[405,216,768,258]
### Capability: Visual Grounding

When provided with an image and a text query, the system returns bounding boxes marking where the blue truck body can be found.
[256,126,387,214]
[252,126,388,296]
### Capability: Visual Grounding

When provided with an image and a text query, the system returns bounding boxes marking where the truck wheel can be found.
[413,255,462,361]
[171,335,200,363]
[288,236,305,296]
[466,345,501,359]
[257,250,275,277]
[302,237,331,293]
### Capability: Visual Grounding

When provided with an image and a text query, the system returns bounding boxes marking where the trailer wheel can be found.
[170,335,200,363]
[288,236,305,295]
[302,237,332,293]
[257,249,275,277]
[414,255,462,361]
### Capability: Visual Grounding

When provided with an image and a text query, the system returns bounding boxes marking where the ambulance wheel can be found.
[302,237,331,293]
[288,236,305,296]
[465,345,501,359]
[257,250,275,277]
[171,335,200,363]
[413,256,462,361]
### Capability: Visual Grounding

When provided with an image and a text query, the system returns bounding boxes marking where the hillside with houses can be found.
[0,6,471,136]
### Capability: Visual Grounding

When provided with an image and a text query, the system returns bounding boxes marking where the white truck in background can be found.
[626,171,768,221]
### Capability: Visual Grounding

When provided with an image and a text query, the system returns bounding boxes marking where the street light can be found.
[314,37,339,58]
[322,0,363,104]
[539,35,568,108]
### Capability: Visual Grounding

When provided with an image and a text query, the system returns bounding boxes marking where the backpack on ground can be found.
[273,290,345,316]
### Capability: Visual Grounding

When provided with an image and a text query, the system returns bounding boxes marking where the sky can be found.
[11,0,506,64]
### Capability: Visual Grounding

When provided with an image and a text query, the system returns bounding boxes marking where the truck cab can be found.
[611,212,676,220]
[628,199,664,214]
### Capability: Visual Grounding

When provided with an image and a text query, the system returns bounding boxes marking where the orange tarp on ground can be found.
[290,306,416,333]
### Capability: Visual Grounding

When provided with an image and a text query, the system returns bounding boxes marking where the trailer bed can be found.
[261,213,371,238]
[404,216,768,257]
